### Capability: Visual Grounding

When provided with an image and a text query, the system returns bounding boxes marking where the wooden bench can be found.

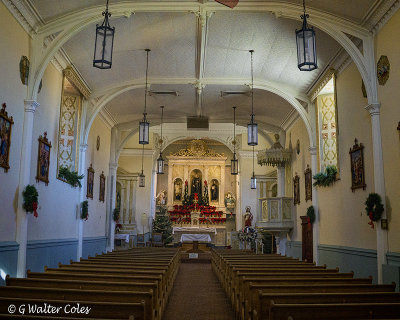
[0,297,145,319]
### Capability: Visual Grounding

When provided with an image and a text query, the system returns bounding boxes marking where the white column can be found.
[77,143,88,260]
[107,163,118,251]
[16,100,39,278]
[125,180,131,224]
[365,103,388,283]
[167,164,173,206]
[277,166,285,197]
[119,181,125,223]
[309,146,320,265]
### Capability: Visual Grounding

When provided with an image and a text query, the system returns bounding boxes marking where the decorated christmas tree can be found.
[153,206,173,245]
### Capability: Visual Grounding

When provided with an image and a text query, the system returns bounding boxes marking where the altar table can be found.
[114,233,130,243]
[180,234,212,243]
[173,226,217,234]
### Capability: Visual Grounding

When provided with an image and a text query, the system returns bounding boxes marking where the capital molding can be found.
[24,99,39,113]
[63,66,91,99]
[365,103,381,116]
[308,146,318,156]
[79,143,88,152]
[109,162,118,171]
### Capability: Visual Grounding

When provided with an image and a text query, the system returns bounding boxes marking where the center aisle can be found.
[162,263,235,320]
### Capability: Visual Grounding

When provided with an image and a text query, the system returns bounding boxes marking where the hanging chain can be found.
[233,106,236,153]
[141,144,145,172]
[252,146,255,174]
[303,0,306,14]
[250,50,254,116]
[144,49,150,115]
[160,106,164,150]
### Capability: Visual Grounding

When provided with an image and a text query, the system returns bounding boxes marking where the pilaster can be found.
[309,146,320,265]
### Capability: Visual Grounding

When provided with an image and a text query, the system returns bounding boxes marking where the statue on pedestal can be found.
[191,173,201,194]
[244,206,253,227]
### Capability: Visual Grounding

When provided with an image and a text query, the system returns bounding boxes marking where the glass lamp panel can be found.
[139,173,145,188]
[231,158,239,175]
[296,27,317,71]
[139,120,149,144]
[247,122,258,146]
[251,175,257,189]
[93,25,115,69]
[157,155,164,174]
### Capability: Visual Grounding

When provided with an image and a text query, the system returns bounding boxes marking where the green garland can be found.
[22,185,39,216]
[58,166,84,188]
[313,165,337,187]
[365,193,383,228]
[307,205,315,224]
[113,207,120,222]
[81,200,89,220]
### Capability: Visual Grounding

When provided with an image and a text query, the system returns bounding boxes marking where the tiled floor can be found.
[163,263,235,320]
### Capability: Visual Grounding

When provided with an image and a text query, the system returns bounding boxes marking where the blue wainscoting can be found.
[26,238,78,272]
[0,242,19,285]
[82,236,107,258]
[286,241,302,259]
[384,252,400,292]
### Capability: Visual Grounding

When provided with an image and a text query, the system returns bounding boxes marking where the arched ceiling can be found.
[28,0,378,131]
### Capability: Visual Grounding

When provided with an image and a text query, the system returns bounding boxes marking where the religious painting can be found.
[349,139,366,192]
[99,171,105,202]
[86,164,95,199]
[293,174,300,205]
[0,103,14,172]
[190,169,202,195]
[304,165,312,202]
[36,132,52,185]
[210,179,219,202]
[174,179,182,201]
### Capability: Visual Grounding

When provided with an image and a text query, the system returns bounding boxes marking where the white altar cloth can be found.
[180,234,212,243]
[114,233,130,243]
[173,226,217,234]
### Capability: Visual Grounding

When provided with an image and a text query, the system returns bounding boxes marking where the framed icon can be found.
[36,132,52,185]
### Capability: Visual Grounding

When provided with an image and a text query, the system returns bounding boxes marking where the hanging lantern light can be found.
[247,50,258,146]
[251,146,257,189]
[139,145,145,188]
[139,49,151,145]
[295,0,317,71]
[157,106,165,175]
[231,106,239,175]
[93,0,115,69]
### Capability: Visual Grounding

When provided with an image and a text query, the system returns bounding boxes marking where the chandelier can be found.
[157,106,165,175]
[247,50,258,146]
[251,146,256,189]
[295,0,317,71]
[93,0,115,69]
[258,134,292,167]
[139,145,145,188]
[231,106,238,175]
[139,49,151,145]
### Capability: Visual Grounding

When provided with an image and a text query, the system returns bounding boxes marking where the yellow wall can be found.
[376,9,400,252]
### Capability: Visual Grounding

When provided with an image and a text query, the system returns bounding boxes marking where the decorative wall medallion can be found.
[19,56,30,85]
[99,171,105,202]
[96,136,100,151]
[36,132,52,185]
[86,164,95,199]
[361,80,367,98]
[349,138,366,192]
[0,103,14,172]
[377,55,390,85]
[296,139,300,155]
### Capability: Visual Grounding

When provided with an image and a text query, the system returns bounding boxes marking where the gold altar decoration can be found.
[170,139,225,158]
[258,134,292,167]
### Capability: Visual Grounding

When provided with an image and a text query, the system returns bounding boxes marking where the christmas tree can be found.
[153,206,173,245]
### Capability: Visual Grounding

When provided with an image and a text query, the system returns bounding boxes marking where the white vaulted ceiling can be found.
[27,0,379,131]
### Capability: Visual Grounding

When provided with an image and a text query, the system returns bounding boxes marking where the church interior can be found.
[1,0,400,318]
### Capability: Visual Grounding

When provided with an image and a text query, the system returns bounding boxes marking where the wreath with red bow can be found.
[22,185,39,218]
[365,193,384,229]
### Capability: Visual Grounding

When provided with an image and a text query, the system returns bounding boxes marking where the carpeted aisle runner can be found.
[163,263,235,320]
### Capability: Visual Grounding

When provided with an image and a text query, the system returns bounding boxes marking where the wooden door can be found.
[301,216,313,262]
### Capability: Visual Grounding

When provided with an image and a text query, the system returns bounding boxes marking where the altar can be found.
[180,234,212,243]
[172,226,226,245]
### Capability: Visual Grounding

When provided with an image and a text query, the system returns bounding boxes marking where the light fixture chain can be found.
[233,106,236,153]
[252,145,255,173]
[160,106,164,149]
[144,49,150,115]
[251,50,254,116]
[141,144,145,172]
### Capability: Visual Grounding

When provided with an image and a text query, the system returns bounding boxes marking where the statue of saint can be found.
[191,173,201,194]
[244,206,253,227]
[211,180,218,201]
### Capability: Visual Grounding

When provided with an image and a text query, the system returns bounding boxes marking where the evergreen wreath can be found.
[313,165,337,187]
[81,200,89,220]
[58,166,84,188]
[365,193,384,229]
[113,207,120,222]
[307,205,315,224]
[22,185,39,218]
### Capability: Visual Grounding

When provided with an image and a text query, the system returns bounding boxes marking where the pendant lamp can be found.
[247,50,258,146]
[139,49,151,145]
[231,106,239,175]
[157,106,165,175]
[251,146,257,189]
[139,145,145,188]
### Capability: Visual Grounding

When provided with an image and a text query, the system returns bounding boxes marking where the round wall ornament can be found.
[96,136,100,151]
[377,55,390,85]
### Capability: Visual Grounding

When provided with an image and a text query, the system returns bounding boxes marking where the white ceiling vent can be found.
[187,116,209,130]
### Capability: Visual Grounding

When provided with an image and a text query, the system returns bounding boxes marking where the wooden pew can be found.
[254,292,400,320]
[0,286,156,320]
[0,297,145,320]
[268,300,400,320]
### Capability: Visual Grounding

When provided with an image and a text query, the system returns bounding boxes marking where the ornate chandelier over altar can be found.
[258,134,292,167]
